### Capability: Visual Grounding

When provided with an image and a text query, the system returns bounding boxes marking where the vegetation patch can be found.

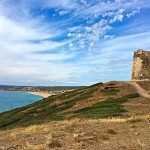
[74,97,128,119]
[0,82,139,129]
[124,93,139,99]
[57,89,83,100]
[73,93,139,119]
[0,86,99,128]
[103,89,120,96]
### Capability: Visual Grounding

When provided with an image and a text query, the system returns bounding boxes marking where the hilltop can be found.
[0,81,149,128]
[0,81,150,149]
[0,81,136,127]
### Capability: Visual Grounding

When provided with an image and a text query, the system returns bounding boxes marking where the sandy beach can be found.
[28,92,53,98]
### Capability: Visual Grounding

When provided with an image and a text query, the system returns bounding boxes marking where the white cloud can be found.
[67,33,73,37]
[81,0,150,16]
[58,10,69,16]
[0,0,77,85]
[109,9,125,23]
[0,18,57,41]
[43,0,78,9]
[126,8,140,18]
[65,0,148,53]
[0,0,150,85]
[67,19,112,53]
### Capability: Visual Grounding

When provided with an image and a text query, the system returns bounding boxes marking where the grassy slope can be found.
[0,82,139,129]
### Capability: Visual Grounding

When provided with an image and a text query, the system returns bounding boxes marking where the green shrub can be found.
[103,89,120,96]
[73,97,128,119]
[124,93,139,99]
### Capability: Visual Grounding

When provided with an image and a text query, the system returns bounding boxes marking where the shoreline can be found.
[27,91,53,98]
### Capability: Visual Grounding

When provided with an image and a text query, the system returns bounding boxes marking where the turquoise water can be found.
[0,90,43,113]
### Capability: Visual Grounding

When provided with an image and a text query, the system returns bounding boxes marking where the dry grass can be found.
[0,117,149,150]
[106,129,117,135]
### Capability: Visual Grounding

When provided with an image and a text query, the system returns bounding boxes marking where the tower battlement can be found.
[136,49,143,54]
[132,49,150,80]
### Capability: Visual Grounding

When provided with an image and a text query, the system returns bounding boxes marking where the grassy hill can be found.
[0,81,150,150]
[0,81,142,129]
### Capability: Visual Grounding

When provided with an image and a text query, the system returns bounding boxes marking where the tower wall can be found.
[132,50,150,80]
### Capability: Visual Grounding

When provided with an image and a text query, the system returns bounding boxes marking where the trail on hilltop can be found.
[127,81,150,99]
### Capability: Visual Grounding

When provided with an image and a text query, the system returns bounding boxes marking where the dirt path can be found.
[128,81,150,99]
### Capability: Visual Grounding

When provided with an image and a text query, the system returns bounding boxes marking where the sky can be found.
[0,0,150,86]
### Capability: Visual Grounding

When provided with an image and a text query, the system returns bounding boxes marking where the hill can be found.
[0,81,150,149]
[0,81,149,129]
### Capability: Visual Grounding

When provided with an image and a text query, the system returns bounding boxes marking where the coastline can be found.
[27,92,53,98]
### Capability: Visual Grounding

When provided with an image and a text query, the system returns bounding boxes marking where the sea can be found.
[0,90,43,113]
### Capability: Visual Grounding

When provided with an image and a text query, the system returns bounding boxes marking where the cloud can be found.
[109,9,125,23]
[58,10,69,16]
[81,0,150,16]
[0,0,150,85]
[43,0,78,9]
[126,8,140,18]
[0,0,76,85]
[63,0,150,53]
[74,31,150,83]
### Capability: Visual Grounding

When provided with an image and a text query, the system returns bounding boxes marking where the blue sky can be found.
[0,0,150,86]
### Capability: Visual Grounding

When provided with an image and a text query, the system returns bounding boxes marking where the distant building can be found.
[132,49,150,80]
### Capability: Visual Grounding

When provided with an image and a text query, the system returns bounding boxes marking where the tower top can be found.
[132,49,150,80]
[136,49,143,54]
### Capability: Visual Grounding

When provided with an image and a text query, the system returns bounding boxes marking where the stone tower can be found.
[132,49,150,80]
